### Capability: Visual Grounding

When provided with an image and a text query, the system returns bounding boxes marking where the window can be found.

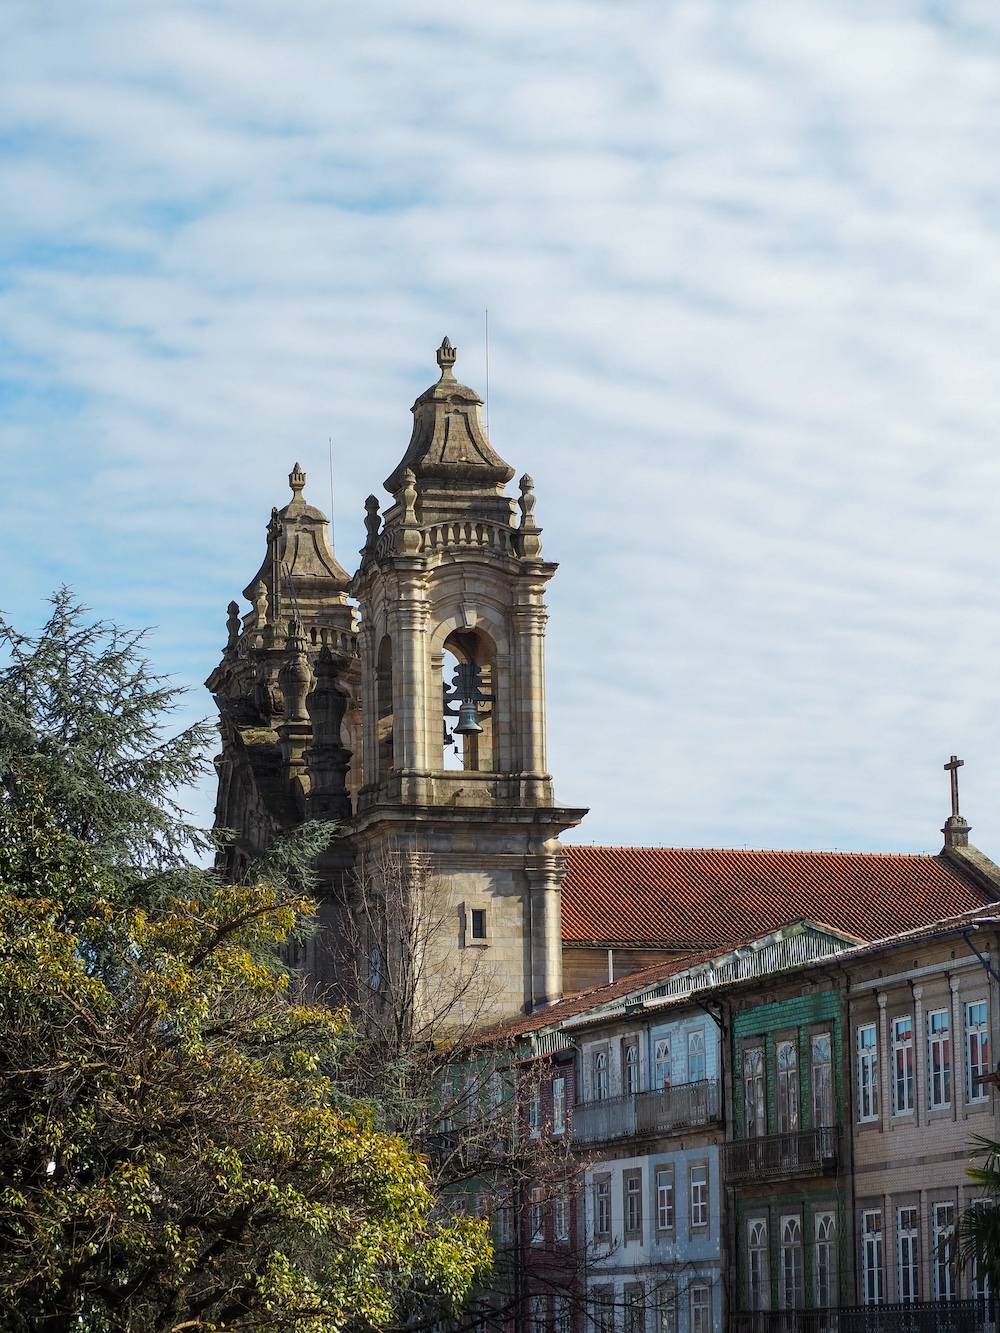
[593,1049,609,1101]
[624,1042,640,1094]
[690,1164,709,1229]
[529,1186,544,1245]
[864,1210,885,1301]
[688,1029,707,1082]
[928,1009,952,1109]
[857,1024,879,1122]
[861,1209,883,1306]
[474,1191,490,1218]
[470,908,486,940]
[594,1176,611,1240]
[814,1211,837,1308]
[552,1076,567,1135]
[779,1214,804,1310]
[528,1294,547,1333]
[656,1166,674,1232]
[897,1206,919,1304]
[654,1036,671,1089]
[554,1187,570,1243]
[968,1001,990,1102]
[554,1295,571,1333]
[744,1045,766,1137]
[498,1194,515,1245]
[527,1083,541,1137]
[624,1285,644,1333]
[690,1283,711,1333]
[811,1032,833,1127]
[776,1039,799,1134]
[892,1016,914,1115]
[655,1282,678,1333]
[624,1170,642,1236]
[932,1201,955,1302]
[748,1218,769,1311]
[590,1287,614,1333]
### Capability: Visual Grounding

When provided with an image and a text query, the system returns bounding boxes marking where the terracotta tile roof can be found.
[561,845,1000,949]
[475,946,719,1045]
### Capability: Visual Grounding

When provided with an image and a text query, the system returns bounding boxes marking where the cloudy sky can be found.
[4,0,1000,856]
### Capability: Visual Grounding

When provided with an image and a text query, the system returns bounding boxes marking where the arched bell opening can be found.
[376,634,394,778]
[441,628,496,773]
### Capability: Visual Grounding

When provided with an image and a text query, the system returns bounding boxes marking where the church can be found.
[207,336,1000,1018]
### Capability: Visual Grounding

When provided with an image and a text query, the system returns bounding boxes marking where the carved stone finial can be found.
[402,469,418,526]
[518,474,538,530]
[289,462,306,497]
[436,336,457,379]
[363,495,381,553]
[279,620,312,723]
[226,600,241,650]
[251,580,269,627]
[399,468,422,555]
[517,474,542,559]
[268,506,281,540]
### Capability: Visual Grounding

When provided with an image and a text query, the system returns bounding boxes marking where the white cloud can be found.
[4,0,1000,855]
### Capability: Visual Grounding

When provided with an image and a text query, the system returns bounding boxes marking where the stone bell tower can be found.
[207,339,585,1022]
[352,337,585,1018]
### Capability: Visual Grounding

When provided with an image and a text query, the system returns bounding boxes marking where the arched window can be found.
[441,628,496,772]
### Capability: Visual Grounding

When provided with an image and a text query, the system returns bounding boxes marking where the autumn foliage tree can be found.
[0,596,491,1332]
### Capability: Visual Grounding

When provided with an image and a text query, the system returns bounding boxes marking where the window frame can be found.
[779,1213,804,1311]
[861,1208,883,1306]
[775,1035,800,1134]
[689,1162,709,1231]
[655,1164,675,1233]
[967,1000,991,1104]
[688,1027,707,1083]
[932,1200,955,1302]
[529,1184,545,1246]
[857,1023,879,1122]
[654,1035,672,1090]
[593,1174,611,1242]
[744,1043,766,1137]
[810,1030,834,1128]
[897,1205,919,1304]
[927,1008,952,1111]
[551,1075,567,1135]
[748,1216,770,1311]
[624,1168,643,1238]
[891,1015,915,1116]
[813,1210,837,1309]
[690,1282,711,1333]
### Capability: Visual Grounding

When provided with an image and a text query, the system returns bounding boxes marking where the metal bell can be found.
[454,700,484,735]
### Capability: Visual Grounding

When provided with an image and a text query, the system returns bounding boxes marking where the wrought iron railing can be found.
[635,1078,721,1133]
[732,1304,997,1333]
[723,1126,839,1181]
[571,1079,720,1145]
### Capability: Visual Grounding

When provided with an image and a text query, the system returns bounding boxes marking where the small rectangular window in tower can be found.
[462,903,489,947]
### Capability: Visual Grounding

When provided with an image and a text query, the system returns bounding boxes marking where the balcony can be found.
[571,1079,720,1146]
[731,1305,997,1333]
[723,1126,839,1182]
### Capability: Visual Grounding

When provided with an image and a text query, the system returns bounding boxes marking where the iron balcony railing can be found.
[571,1078,720,1145]
[723,1126,839,1181]
[732,1305,998,1333]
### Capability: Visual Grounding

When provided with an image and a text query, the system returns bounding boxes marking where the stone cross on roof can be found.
[944,755,964,819]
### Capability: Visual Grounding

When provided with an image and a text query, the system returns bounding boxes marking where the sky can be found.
[4,0,1000,857]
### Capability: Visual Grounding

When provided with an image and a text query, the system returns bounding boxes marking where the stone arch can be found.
[441,624,498,773]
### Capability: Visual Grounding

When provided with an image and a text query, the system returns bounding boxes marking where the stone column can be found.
[510,592,548,778]
[877,993,890,1132]
[393,569,431,784]
[949,974,964,1122]
[912,984,925,1127]
[527,848,564,1009]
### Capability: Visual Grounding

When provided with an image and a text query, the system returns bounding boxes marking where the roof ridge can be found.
[565,845,941,860]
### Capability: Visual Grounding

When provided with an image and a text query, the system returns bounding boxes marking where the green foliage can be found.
[959,1135,1000,1295]
[0,805,492,1332]
[0,589,215,871]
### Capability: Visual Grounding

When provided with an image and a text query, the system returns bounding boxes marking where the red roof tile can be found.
[561,845,1000,949]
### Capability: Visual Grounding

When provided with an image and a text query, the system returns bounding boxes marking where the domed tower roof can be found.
[384,338,515,497]
[243,463,351,615]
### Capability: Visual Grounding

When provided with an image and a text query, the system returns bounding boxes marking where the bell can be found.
[454,700,484,735]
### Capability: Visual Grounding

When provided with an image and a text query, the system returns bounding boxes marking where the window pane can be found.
[811,1032,833,1127]
[857,1024,879,1122]
[892,1017,915,1115]
[967,1002,990,1103]
[861,1209,883,1306]
[744,1045,766,1137]
[927,1010,952,1109]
